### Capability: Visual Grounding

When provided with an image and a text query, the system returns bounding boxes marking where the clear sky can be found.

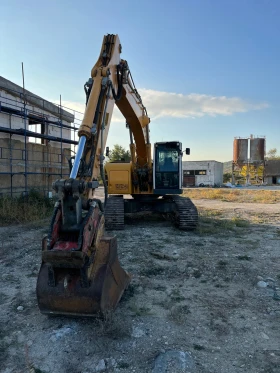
[1,0,279,161]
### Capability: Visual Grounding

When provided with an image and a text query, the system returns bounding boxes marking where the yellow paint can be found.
[105,162,132,194]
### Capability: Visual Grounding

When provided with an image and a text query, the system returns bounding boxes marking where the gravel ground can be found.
[0,198,280,373]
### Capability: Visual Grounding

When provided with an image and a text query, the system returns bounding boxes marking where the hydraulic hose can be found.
[111,64,123,101]
[100,87,110,208]
[100,163,108,208]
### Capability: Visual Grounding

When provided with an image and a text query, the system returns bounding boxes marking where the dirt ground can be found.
[1,196,280,373]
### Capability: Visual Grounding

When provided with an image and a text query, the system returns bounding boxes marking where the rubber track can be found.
[171,195,198,230]
[104,195,124,230]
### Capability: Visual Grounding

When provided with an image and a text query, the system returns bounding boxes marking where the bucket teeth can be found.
[36,236,131,317]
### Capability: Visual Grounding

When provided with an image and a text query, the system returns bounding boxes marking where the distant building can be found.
[182,160,223,187]
[264,160,280,185]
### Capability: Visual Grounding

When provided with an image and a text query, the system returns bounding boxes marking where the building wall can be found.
[264,176,273,184]
[182,161,223,187]
[264,176,280,185]
[0,138,71,196]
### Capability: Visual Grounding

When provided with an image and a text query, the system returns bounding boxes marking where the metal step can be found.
[104,195,124,230]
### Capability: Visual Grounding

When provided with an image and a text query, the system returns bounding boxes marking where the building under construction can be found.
[0,76,81,196]
[232,136,265,185]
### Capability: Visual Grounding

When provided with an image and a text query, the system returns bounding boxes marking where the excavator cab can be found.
[153,142,182,195]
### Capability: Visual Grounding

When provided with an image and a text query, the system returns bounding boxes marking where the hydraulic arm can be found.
[36,34,151,316]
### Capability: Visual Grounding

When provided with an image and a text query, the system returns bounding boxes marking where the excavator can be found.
[36,34,198,317]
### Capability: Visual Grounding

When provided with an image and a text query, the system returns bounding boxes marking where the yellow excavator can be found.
[36,34,198,317]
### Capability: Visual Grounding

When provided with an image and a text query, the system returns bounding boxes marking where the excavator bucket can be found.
[36,235,131,317]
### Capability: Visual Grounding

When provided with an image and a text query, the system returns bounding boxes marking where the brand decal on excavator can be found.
[115,184,128,190]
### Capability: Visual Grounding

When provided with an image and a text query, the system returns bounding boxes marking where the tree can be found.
[108,144,131,162]
[223,172,231,183]
[266,148,280,160]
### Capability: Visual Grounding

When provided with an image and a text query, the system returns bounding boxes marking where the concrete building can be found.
[0,76,77,196]
[182,160,223,187]
[264,160,280,185]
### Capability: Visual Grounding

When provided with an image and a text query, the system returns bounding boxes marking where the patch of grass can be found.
[198,215,236,235]
[0,189,54,225]
[232,217,250,228]
[183,188,280,204]
[202,209,223,217]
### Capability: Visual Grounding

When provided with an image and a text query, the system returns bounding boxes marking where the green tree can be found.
[108,144,131,162]
[223,172,231,183]
[266,148,280,160]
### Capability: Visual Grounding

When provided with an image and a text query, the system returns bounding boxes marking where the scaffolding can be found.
[0,83,84,197]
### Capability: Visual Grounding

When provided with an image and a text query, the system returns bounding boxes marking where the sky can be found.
[1,0,279,162]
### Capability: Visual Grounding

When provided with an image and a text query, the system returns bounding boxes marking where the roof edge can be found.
[0,76,75,123]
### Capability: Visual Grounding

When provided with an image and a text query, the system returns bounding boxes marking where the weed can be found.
[168,304,190,325]
[153,284,167,291]
[236,289,246,299]
[129,303,152,316]
[193,269,202,278]
[237,255,251,261]
[140,265,165,277]
[96,310,131,339]
[0,189,54,225]
[198,215,236,235]
[232,217,250,228]
[195,242,205,247]
[241,239,260,249]
[202,209,223,217]
[217,260,228,268]
[170,288,185,302]
[118,362,130,369]
[193,344,205,351]
[200,279,208,283]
